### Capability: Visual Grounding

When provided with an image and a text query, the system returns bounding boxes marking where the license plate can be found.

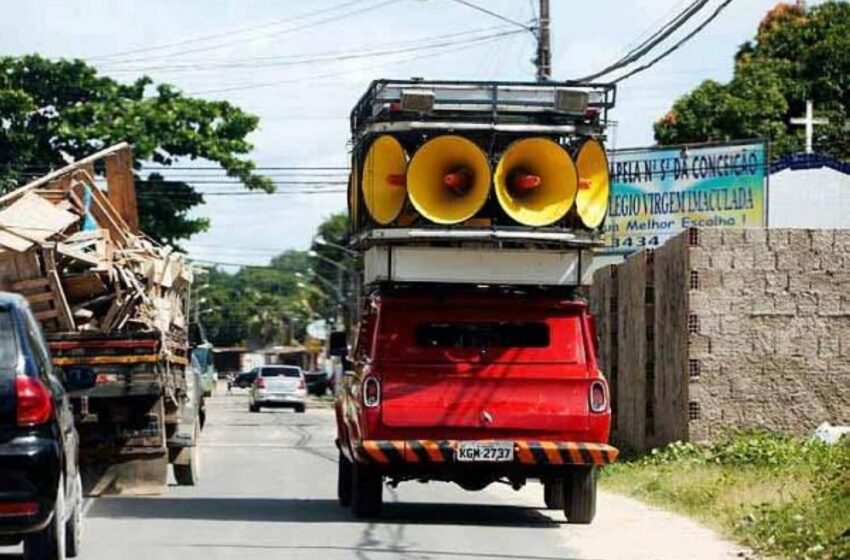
[456,441,514,462]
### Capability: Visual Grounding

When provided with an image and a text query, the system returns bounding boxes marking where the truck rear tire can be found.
[173,424,201,486]
[295,404,306,413]
[249,403,260,413]
[543,479,565,510]
[337,452,352,507]
[564,467,596,524]
[350,462,382,518]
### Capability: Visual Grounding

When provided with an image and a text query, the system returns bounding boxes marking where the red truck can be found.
[336,79,619,522]
[334,288,616,522]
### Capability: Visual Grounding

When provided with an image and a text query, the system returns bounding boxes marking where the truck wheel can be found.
[543,479,565,510]
[173,424,201,486]
[337,452,352,507]
[350,462,382,518]
[564,467,596,524]
[249,403,260,413]
[25,477,66,560]
[65,473,82,558]
[295,404,306,413]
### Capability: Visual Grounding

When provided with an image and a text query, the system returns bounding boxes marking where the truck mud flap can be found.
[84,451,169,497]
[357,440,619,466]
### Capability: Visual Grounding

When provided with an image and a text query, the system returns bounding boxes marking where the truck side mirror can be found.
[328,331,349,357]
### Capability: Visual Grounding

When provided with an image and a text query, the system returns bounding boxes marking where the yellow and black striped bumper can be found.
[357,440,618,466]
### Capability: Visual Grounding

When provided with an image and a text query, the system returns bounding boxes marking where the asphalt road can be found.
[3,389,748,560]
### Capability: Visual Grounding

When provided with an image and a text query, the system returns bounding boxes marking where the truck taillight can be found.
[363,377,380,408]
[255,377,266,389]
[589,380,608,413]
[15,376,53,427]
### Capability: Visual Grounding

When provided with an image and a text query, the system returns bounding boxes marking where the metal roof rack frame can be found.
[350,78,616,141]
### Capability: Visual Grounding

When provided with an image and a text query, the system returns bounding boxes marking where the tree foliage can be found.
[199,213,351,348]
[654,1,850,160]
[0,54,272,245]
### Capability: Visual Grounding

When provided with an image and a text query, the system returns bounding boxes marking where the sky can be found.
[0,0,820,265]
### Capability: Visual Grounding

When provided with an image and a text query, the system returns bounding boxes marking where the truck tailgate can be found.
[381,363,590,433]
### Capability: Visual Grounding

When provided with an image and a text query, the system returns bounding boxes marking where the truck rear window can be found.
[0,311,17,372]
[415,322,549,348]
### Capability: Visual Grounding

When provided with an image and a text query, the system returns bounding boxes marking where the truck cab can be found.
[335,287,617,522]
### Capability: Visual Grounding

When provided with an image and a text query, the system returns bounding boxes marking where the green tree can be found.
[0,54,272,244]
[654,1,850,160]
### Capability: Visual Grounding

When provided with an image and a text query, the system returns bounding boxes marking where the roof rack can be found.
[350,79,616,140]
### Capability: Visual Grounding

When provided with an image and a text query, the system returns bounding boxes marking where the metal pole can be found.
[536,0,551,81]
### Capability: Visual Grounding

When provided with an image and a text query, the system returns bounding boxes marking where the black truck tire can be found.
[249,403,260,413]
[350,462,382,518]
[65,473,82,558]
[173,424,201,486]
[543,479,565,510]
[25,477,66,560]
[337,452,352,507]
[564,467,597,524]
[295,404,306,414]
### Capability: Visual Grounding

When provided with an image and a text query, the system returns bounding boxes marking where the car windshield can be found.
[0,311,18,372]
[261,366,301,378]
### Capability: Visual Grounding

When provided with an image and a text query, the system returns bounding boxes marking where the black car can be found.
[233,370,258,389]
[0,293,82,559]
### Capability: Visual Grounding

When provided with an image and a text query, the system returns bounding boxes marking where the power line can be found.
[573,0,712,82]
[448,0,534,31]
[188,29,524,96]
[96,0,400,65]
[100,26,512,73]
[89,0,373,61]
[611,0,735,83]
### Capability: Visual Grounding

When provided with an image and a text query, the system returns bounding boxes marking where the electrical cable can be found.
[89,0,374,61]
[610,0,735,83]
[188,29,524,96]
[100,25,513,73]
[96,0,400,65]
[573,0,712,82]
[447,0,534,31]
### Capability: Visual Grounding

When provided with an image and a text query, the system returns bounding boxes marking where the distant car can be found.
[0,293,83,559]
[304,370,330,396]
[234,371,257,389]
[248,366,307,413]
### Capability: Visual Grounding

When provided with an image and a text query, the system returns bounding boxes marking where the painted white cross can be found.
[790,100,829,154]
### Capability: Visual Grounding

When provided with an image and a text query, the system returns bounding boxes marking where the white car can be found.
[248,366,307,413]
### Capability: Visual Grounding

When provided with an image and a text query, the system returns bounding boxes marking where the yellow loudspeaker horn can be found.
[494,138,577,227]
[575,138,610,229]
[407,135,491,225]
[348,153,360,230]
[361,135,408,225]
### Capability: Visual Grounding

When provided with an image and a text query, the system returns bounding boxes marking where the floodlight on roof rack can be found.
[554,89,589,113]
[401,89,435,112]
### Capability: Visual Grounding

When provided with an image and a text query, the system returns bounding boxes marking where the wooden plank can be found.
[71,180,130,248]
[0,192,78,247]
[105,147,139,234]
[43,249,75,331]
[11,277,50,291]
[52,354,160,366]
[25,292,56,304]
[35,309,59,320]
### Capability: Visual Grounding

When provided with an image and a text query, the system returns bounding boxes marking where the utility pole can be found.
[536,0,551,81]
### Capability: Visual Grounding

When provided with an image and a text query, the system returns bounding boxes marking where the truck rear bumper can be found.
[354,440,618,467]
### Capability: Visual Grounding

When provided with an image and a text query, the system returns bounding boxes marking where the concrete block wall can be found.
[687,228,850,442]
[592,228,850,450]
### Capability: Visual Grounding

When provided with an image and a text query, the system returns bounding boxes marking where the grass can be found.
[599,431,850,560]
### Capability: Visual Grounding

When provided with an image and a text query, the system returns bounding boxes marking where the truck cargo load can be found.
[0,143,201,495]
